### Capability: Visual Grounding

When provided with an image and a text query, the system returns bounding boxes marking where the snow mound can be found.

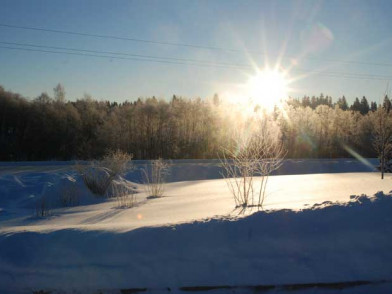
[0,168,139,215]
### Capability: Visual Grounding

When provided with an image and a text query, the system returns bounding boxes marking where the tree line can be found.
[0,84,390,161]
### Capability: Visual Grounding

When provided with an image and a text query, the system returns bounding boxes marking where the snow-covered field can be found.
[0,159,392,293]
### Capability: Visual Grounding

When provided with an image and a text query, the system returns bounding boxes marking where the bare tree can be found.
[53,83,66,103]
[370,107,392,179]
[220,117,285,210]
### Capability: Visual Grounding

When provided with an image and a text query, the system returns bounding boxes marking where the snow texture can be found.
[0,159,391,293]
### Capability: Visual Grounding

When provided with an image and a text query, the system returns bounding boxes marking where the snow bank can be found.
[0,192,391,293]
[0,167,139,211]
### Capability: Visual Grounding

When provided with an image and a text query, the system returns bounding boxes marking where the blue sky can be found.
[1,0,392,104]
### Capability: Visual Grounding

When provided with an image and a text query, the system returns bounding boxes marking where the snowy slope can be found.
[0,192,391,294]
[0,159,391,293]
[1,172,391,233]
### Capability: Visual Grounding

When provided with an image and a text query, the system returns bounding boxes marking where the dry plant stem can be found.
[143,158,168,198]
[35,196,50,217]
[221,154,256,208]
[258,174,268,208]
[60,182,79,206]
[112,184,136,208]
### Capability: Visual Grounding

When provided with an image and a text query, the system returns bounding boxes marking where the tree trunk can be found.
[381,150,385,180]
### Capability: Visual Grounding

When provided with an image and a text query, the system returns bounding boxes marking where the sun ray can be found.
[245,67,290,110]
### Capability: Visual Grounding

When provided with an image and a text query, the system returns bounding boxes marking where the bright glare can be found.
[246,69,288,110]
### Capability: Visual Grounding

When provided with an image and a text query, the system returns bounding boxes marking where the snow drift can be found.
[0,192,392,293]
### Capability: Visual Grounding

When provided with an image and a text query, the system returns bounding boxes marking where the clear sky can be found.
[1,0,392,104]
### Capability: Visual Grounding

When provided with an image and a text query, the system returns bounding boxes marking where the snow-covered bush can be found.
[76,150,133,197]
[142,158,169,198]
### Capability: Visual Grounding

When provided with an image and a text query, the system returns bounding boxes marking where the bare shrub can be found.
[59,181,80,206]
[220,117,285,209]
[142,158,169,198]
[35,196,51,217]
[220,136,256,208]
[253,118,286,207]
[112,184,136,208]
[76,150,133,197]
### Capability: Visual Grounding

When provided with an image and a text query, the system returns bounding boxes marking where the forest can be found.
[0,84,390,161]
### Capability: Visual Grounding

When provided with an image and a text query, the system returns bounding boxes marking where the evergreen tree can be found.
[370,101,378,112]
[383,95,391,112]
[213,93,220,106]
[301,96,311,108]
[350,97,361,112]
[337,96,348,110]
[310,96,317,109]
[360,96,370,115]
[327,96,333,107]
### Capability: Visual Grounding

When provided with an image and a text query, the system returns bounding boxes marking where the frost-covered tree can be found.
[369,108,392,179]
[0,84,388,161]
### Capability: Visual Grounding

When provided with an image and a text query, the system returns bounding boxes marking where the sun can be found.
[246,68,289,110]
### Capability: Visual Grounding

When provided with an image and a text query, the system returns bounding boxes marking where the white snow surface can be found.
[0,159,391,293]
